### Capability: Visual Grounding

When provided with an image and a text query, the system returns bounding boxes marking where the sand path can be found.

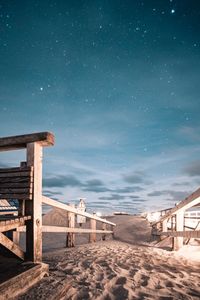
[18,216,200,300]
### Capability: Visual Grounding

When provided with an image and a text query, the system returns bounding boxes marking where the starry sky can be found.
[0,0,200,215]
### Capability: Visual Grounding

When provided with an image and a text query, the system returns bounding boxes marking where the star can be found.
[171,9,175,14]
[40,87,44,91]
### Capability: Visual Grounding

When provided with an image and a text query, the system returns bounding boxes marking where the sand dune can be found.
[17,214,200,300]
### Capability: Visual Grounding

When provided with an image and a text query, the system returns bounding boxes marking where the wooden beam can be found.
[0,193,32,200]
[42,225,113,234]
[12,230,20,245]
[0,182,32,188]
[0,170,33,178]
[0,132,54,151]
[173,211,184,250]
[162,219,168,232]
[89,214,96,243]
[26,142,42,263]
[0,232,24,260]
[0,216,31,232]
[42,196,116,226]
[0,166,32,173]
[66,205,75,247]
[102,223,106,241]
[0,263,49,300]
[0,177,32,184]
[0,188,32,194]
[159,230,200,238]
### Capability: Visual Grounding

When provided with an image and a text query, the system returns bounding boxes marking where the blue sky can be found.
[0,0,200,214]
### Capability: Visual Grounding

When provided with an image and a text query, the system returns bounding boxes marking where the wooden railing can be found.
[0,132,116,263]
[43,196,115,245]
[42,196,115,245]
[17,196,116,246]
[151,188,200,250]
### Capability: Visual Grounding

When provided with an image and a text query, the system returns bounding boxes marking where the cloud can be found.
[147,190,191,201]
[178,126,200,142]
[83,186,111,193]
[183,160,200,177]
[123,171,152,185]
[99,194,126,201]
[82,179,111,193]
[85,179,104,186]
[43,175,83,188]
[128,195,140,199]
[114,186,144,193]
[43,174,112,193]
[43,190,63,198]
[0,162,10,168]
[129,196,147,202]
[172,181,190,187]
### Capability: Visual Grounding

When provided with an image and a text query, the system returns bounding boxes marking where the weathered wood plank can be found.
[0,182,32,188]
[0,171,33,178]
[102,223,106,241]
[0,188,32,194]
[90,214,96,243]
[0,132,54,151]
[0,177,32,184]
[0,166,32,173]
[0,232,24,259]
[0,263,49,300]
[0,193,32,200]
[42,225,113,234]
[42,196,116,226]
[66,204,75,247]
[26,142,42,263]
[173,211,184,250]
[0,216,31,232]
[159,230,200,238]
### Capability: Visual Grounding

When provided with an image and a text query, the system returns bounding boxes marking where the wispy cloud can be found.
[43,175,83,188]
[183,160,200,177]
[123,171,152,185]
[177,126,200,142]
[147,190,191,201]
[99,194,126,201]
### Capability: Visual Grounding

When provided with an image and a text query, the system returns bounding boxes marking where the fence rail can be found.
[158,230,200,238]
[42,196,116,226]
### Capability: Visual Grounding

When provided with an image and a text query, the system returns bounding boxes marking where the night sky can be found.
[0,1,200,214]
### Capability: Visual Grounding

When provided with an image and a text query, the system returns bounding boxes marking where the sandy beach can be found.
[17,213,200,300]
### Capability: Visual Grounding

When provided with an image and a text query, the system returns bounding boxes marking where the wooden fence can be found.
[151,190,200,250]
[0,132,116,263]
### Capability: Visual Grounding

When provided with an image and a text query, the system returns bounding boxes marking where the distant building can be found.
[0,199,18,216]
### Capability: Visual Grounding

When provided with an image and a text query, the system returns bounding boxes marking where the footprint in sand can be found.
[111,284,129,300]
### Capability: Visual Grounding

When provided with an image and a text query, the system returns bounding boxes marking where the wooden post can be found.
[25,142,43,262]
[173,211,184,250]
[89,214,96,243]
[102,223,106,241]
[162,219,168,231]
[18,162,26,217]
[111,225,115,238]
[160,219,168,241]
[66,204,75,247]
[12,230,20,245]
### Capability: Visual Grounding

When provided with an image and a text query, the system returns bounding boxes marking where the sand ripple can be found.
[19,240,200,300]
